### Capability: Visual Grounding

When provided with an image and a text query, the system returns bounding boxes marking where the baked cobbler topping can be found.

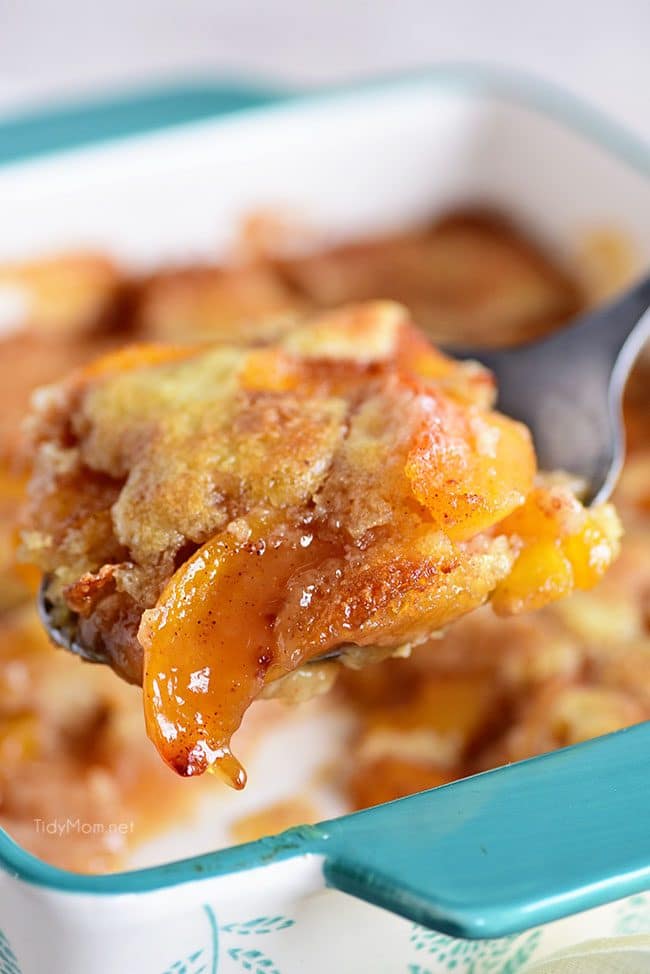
[21,301,621,786]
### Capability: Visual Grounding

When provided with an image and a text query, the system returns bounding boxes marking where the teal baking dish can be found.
[0,68,649,974]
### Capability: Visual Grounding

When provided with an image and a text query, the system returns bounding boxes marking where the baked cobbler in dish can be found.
[20,301,620,787]
[0,210,642,866]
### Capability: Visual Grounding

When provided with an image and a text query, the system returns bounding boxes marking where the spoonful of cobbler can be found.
[20,297,640,787]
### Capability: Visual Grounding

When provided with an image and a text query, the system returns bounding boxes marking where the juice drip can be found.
[139,517,341,784]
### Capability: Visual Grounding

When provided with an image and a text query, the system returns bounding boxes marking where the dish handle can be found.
[306,720,650,938]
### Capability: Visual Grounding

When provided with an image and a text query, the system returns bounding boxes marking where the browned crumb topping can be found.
[20,301,618,787]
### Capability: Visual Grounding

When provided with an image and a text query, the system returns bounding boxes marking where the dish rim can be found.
[0,63,648,896]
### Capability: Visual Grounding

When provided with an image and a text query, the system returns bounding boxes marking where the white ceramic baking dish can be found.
[0,68,649,974]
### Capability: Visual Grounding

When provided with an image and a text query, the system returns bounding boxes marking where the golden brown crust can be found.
[21,301,619,785]
[337,357,650,808]
[137,263,305,343]
[277,210,583,347]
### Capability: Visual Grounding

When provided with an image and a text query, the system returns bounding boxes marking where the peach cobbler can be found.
[21,298,619,787]
[0,210,644,867]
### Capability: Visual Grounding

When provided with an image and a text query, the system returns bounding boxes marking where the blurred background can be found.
[1,0,649,138]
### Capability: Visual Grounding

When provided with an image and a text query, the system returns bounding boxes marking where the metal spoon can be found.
[39,275,650,664]
[451,273,650,505]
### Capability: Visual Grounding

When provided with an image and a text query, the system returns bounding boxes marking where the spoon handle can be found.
[452,275,650,504]
[564,273,650,361]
